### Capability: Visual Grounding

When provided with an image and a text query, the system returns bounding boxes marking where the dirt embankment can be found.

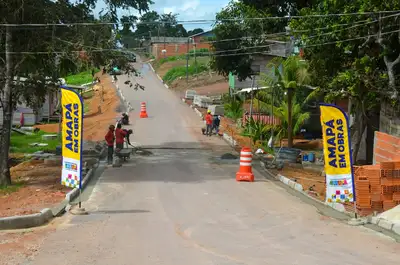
[154,59,228,97]
[36,75,120,141]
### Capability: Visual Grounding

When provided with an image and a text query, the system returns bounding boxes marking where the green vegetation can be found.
[224,96,244,120]
[0,0,151,186]
[0,182,25,195]
[65,69,99,85]
[82,90,94,113]
[153,49,210,69]
[10,131,60,154]
[241,117,271,145]
[163,63,208,84]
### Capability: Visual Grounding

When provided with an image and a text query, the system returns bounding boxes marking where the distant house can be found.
[149,30,215,59]
[0,77,64,127]
[190,30,215,43]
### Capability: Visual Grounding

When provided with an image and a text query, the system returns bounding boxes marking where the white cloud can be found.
[163,7,177,14]
[150,0,230,30]
[181,0,200,11]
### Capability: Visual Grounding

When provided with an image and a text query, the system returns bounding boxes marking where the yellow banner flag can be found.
[61,87,84,189]
[320,104,355,203]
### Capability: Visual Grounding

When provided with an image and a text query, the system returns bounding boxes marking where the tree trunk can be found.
[287,88,293,148]
[350,109,367,164]
[0,27,13,186]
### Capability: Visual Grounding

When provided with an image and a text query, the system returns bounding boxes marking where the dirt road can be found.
[7,59,400,265]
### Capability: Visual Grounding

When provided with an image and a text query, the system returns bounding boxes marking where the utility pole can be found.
[186,37,190,83]
[194,41,197,76]
[163,23,166,59]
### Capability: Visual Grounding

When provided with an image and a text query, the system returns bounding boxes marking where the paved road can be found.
[21,61,400,265]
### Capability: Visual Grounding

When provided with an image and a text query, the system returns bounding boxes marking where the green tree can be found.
[211,0,318,80]
[0,0,151,186]
[134,11,160,40]
[289,0,400,162]
[187,28,204,36]
[265,100,310,145]
[262,56,311,148]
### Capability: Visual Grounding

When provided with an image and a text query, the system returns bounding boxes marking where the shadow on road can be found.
[99,141,241,184]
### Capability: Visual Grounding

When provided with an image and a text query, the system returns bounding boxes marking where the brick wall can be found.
[151,43,211,59]
[373,131,400,164]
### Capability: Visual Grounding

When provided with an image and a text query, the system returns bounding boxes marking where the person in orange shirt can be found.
[205,110,213,137]
[104,125,115,165]
[115,123,127,150]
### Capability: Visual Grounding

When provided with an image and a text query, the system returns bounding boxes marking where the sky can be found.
[92,0,231,30]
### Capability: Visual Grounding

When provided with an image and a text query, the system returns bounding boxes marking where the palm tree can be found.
[268,100,311,145]
[262,56,310,148]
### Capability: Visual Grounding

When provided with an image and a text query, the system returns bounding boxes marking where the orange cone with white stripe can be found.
[140,102,148,118]
[236,147,254,182]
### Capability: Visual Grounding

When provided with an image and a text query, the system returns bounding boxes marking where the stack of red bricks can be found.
[354,161,400,216]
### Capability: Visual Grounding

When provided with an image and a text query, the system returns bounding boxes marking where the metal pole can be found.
[194,42,197,75]
[271,86,274,145]
[249,76,255,117]
[79,188,82,208]
[186,38,189,83]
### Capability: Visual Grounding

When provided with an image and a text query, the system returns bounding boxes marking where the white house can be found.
[0,77,65,126]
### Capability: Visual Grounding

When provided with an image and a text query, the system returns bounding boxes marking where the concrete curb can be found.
[0,146,105,230]
[147,62,167,88]
[193,107,203,118]
[369,216,400,236]
[149,63,155,73]
[258,162,354,217]
[222,133,237,147]
[0,209,54,230]
[115,84,133,113]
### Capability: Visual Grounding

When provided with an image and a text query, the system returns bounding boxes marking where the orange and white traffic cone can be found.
[140,102,148,118]
[236,147,254,182]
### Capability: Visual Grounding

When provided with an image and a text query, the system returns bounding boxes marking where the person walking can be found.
[205,110,213,137]
[105,125,115,165]
[213,115,221,135]
[115,123,127,150]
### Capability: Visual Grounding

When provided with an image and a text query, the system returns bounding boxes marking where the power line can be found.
[0,10,399,27]
[3,25,400,56]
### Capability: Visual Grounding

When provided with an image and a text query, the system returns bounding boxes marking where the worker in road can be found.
[213,115,221,135]
[205,110,213,137]
[115,123,127,151]
[105,125,115,165]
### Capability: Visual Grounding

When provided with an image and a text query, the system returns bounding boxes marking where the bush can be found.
[163,63,208,84]
[241,117,271,145]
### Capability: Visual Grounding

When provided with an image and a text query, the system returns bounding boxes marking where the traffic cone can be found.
[140,102,148,118]
[236,147,254,182]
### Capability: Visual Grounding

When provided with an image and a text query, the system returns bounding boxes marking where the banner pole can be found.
[79,188,82,209]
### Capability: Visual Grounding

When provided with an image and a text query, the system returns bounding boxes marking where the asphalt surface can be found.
[22,60,400,265]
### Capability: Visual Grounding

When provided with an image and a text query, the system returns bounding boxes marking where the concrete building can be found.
[149,31,215,59]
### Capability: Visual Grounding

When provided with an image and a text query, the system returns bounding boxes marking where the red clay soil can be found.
[271,167,326,201]
[35,75,120,141]
[0,160,70,218]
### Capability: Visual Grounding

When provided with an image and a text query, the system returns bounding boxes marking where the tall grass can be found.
[10,131,60,154]
[65,69,99,85]
[163,63,208,84]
